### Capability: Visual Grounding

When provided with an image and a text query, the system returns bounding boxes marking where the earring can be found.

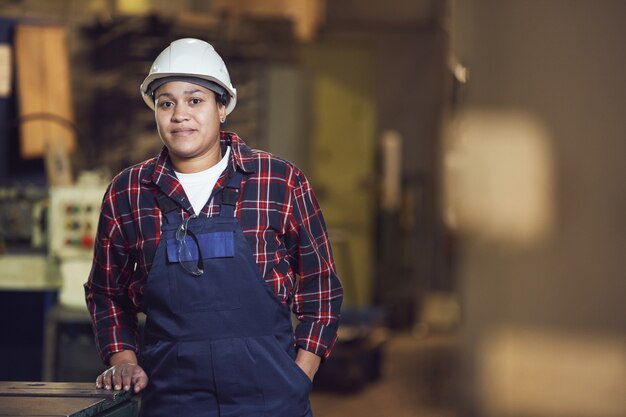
[220,117,225,123]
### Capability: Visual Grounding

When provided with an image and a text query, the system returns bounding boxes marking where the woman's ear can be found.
[218,102,226,123]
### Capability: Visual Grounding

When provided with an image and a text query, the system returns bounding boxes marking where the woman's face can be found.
[154,81,226,172]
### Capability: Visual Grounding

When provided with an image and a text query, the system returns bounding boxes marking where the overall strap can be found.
[219,171,244,218]
[156,194,181,224]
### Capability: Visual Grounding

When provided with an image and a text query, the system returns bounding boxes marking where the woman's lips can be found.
[171,128,196,136]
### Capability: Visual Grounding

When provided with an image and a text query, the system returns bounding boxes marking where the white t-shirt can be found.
[175,146,231,215]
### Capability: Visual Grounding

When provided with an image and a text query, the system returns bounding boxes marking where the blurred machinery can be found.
[0,184,53,382]
[0,185,47,250]
[43,173,109,382]
[48,187,99,258]
[47,174,108,309]
[0,173,108,381]
[0,177,108,294]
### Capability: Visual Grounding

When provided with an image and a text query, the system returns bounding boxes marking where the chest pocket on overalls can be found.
[166,229,242,313]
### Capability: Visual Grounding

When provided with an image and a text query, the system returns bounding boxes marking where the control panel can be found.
[48,186,106,260]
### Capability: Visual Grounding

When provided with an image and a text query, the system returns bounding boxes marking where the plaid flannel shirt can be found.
[85,132,342,363]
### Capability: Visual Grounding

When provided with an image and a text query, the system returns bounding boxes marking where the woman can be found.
[85,38,343,417]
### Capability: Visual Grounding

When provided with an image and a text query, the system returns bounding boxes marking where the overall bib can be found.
[140,172,313,417]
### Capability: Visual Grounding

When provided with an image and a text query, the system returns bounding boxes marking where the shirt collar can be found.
[220,131,258,174]
[143,131,258,187]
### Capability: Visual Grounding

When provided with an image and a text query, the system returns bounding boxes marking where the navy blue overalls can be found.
[140,171,313,417]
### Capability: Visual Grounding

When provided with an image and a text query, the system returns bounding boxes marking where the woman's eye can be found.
[158,101,173,108]
[190,98,203,105]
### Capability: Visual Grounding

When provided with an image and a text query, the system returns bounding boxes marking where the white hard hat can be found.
[140,38,237,115]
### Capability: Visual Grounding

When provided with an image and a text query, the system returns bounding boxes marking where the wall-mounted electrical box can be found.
[48,185,107,308]
[48,187,105,260]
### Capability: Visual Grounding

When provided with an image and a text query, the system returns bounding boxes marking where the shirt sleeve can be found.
[84,184,140,364]
[287,171,343,359]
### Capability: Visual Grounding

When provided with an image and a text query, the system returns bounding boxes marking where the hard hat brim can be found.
[140,72,237,115]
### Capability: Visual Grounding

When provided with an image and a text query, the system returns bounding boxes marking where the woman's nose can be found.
[172,105,190,121]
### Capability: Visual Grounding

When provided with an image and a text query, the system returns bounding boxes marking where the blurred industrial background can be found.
[0,1,624,416]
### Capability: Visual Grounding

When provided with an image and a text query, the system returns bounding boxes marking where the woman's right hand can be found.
[96,350,149,393]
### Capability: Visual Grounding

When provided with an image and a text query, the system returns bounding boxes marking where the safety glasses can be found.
[175,215,204,276]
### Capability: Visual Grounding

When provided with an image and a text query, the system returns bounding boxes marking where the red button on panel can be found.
[80,235,94,248]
